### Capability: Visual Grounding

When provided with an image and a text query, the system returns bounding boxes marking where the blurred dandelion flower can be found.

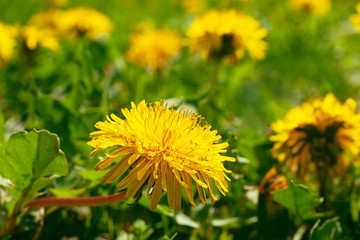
[28,10,65,32]
[182,0,205,14]
[21,25,59,51]
[186,9,268,63]
[350,3,360,32]
[88,100,234,211]
[0,22,18,67]
[288,0,331,16]
[125,27,183,70]
[46,0,68,7]
[259,167,288,195]
[59,7,113,40]
[270,93,360,181]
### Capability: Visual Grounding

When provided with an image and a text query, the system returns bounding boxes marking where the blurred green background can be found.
[1,0,360,239]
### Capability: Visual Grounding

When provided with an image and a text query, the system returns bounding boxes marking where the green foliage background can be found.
[1,0,360,239]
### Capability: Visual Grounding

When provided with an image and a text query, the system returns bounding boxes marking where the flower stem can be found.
[26,191,127,210]
[210,61,221,89]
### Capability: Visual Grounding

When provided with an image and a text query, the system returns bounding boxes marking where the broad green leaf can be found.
[273,182,321,219]
[0,130,68,191]
[309,217,342,240]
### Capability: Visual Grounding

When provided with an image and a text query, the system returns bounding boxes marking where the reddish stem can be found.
[27,191,127,210]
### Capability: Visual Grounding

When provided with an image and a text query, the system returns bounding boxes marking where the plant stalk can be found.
[26,191,127,210]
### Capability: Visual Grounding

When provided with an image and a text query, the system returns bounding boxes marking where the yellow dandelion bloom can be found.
[46,0,68,7]
[88,100,234,211]
[182,0,205,14]
[186,9,268,63]
[28,10,65,32]
[0,22,18,67]
[270,93,360,181]
[350,3,360,33]
[125,28,183,70]
[259,167,288,194]
[21,25,59,51]
[59,7,113,40]
[288,0,331,16]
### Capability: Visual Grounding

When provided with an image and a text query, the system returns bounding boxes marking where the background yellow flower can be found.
[270,93,360,181]
[350,3,360,32]
[21,25,59,51]
[58,7,113,40]
[289,0,331,16]
[88,100,234,210]
[186,9,268,63]
[125,27,183,70]
[0,22,18,67]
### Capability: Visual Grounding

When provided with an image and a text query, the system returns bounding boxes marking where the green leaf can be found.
[0,130,68,191]
[175,212,200,228]
[309,217,342,240]
[273,181,321,219]
[210,217,241,228]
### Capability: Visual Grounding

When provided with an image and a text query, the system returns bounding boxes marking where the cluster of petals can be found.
[350,3,360,32]
[125,27,183,70]
[288,0,331,16]
[28,7,113,42]
[270,93,360,180]
[0,22,18,67]
[88,100,234,210]
[186,9,268,62]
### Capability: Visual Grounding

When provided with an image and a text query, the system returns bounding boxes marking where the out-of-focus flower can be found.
[88,100,234,211]
[46,0,68,7]
[350,3,360,32]
[59,7,113,40]
[259,167,288,195]
[125,27,183,70]
[0,22,18,67]
[182,0,205,14]
[21,25,59,51]
[288,0,331,16]
[28,10,65,32]
[270,93,360,181]
[186,9,268,63]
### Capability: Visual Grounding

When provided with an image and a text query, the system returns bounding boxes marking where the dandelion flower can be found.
[182,0,205,14]
[186,9,268,63]
[125,27,183,70]
[270,93,360,181]
[21,25,59,51]
[88,100,234,211]
[59,7,113,40]
[288,0,331,16]
[0,22,18,67]
[259,167,288,194]
[350,3,360,33]
[28,10,65,32]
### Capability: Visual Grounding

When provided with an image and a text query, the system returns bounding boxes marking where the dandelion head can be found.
[186,9,268,63]
[21,25,59,51]
[182,0,205,14]
[0,22,18,67]
[288,0,331,16]
[125,27,183,70]
[259,167,288,195]
[59,7,113,40]
[28,10,65,32]
[350,3,360,33]
[270,93,360,181]
[88,100,235,210]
